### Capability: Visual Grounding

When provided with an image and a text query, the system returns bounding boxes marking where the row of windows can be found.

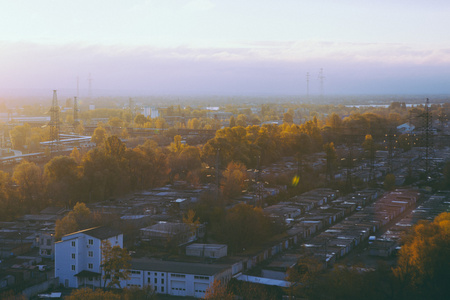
[147,278,165,284]
[71,263,93,270]
[131,270,141,274]
[194,275,209,280]
[171,274,185,278]
[71,239,94,247]
[72,251,94,258]
[195,289,207,293]
[172,288,186,291]
[148,272,164,276]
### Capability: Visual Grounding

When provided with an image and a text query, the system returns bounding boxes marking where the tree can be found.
[44,156,81,206]
[66,288,120,300]
[91,126,107,146]
[70,147,82,164]
[323,142,337,182]
[0,170,17,221]
[283,112,294,124]
[134,114,147,126]
[9,123,31,150]
[55,202,93,239]
[384,173,395,191]
[183,209,200,235]
[101,240,131,289]
[393,212,450,299]
[217,203,274,253]
[229,115,236,128]
[12,160,44,211]
[221,162,249,200]
[203,280,234,300]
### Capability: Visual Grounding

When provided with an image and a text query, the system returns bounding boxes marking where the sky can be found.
[1,0,450,97]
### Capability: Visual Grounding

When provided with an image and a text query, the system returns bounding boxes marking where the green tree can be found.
[102,240,131,289]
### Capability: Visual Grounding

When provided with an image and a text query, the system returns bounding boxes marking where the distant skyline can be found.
[1,0,450,97]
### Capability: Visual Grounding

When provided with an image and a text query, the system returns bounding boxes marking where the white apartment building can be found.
[121,258,232,298]
[54,226,123,288]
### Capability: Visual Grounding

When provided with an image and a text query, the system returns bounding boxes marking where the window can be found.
[71,241,75,247]
[88,239,93,245]
[71,265,75,271]
[47,239,52,246]
[88,263,93,269]
[155,287,158,292]
[161,287,164,292]
[154,272,157,276]
[161,279,164,284]
[88,251,93,257]
[71,253,75,259]
[148,278,150,283]
[154,278,157,284]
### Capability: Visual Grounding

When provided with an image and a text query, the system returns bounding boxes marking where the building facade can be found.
[54,227,123,288]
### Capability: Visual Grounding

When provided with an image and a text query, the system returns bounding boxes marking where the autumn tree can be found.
[102,240,131,289]
[66,288,120,300]
[183,209,200,235]
[55,202,94,239]
[0,170,18,221]
[384,173,396,191]
[393,212,450,299]
[221,162,249,200]
[203,280,234,300]
[12,160,45,211]
[44,155,81,206]
[323,142,337,182]
[91,126,107,146]
[217,203,275,253]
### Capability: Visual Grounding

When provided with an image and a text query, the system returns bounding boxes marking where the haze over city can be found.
[1,0,450,97]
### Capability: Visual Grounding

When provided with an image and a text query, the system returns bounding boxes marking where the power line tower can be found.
[49,90,60,156]
[422,98,433,176]
[73,96,80,128]
[318,68,325,99]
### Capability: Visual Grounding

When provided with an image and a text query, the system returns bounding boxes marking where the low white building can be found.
[186,244,228,259]
[54,226,123,288]
[122,258,232,298]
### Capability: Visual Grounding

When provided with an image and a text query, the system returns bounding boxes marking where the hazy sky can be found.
[1,0,450,97]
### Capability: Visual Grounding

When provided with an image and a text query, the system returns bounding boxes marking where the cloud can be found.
[0,41,449,95]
